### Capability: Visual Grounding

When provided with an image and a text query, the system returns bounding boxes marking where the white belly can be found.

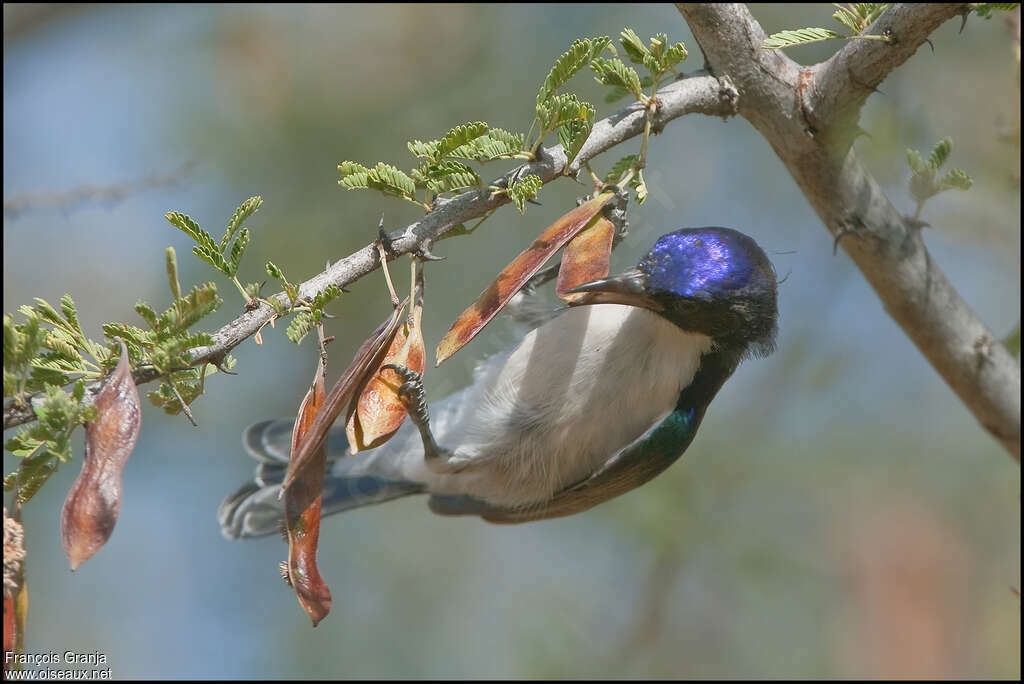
[417,304,712,507]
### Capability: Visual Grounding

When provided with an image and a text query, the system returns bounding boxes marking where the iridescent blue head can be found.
[568,227,778,356]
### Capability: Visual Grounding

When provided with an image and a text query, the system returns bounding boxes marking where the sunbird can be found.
[220,226,778,536]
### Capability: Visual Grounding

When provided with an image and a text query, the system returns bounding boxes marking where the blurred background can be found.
[3,3,1019,679]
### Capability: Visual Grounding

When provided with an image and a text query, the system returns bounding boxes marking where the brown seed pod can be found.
[283,299,408,492]
[555,215,616,303]
[346,296,425,453]
[60,340,141,571]
[284,355,332,627]
[435,191,615,366]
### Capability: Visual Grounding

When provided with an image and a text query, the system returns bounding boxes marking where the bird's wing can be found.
[430,346,741,524]
[428,404,705,523]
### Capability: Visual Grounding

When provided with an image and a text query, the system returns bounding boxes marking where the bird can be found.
[219,226,779,538]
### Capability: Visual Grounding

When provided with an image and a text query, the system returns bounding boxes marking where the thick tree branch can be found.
[677,3,1020,458]
[3,74,738,431]
[811,4,965,134]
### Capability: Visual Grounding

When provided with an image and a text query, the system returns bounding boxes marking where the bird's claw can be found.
[382,363,429,424]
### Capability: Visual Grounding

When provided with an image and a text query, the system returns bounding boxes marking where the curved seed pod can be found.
[283,298,408,492]
[555,215,615,303]
[3,508,27,665]
[346,280,425,453]
[284,355,332,627]
[60,340,141,570]
[435,191,615,366]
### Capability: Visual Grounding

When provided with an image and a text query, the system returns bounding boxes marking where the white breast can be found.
[414,304,712,507]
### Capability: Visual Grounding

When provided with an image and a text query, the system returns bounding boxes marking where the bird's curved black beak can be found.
[565,269,662,311]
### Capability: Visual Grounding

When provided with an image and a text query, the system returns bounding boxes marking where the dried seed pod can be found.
[60,340,141,570]
[435,191,615,366]
[3,508,27,664]
[284,356,332,626]
[283,298,407,492]
[346,292,425,453]
[555,215,616,303]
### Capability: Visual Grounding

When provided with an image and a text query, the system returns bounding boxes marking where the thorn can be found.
[922,37,934,52]
[832,226,858,256]
[526,197,543,206]
[959,11,969,34]
[904,215,930,231]
[416,247,446,262]
[214,360,237,376]
[377,224,395,255]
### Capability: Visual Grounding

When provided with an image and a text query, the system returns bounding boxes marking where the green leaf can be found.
[266,261,287,284]
[508,174,543,214]
[537,37,613,105]
[418,160,482,194]
[832,6,861,33]
[338,160,371,177]
[938,168,973,191]
[648,33,668,62]
[558,118,592,165]
[435,122,489,160]
[42,331,83,362]
[286,311,316,343]
[166,247,182,301]
[283,284,300,307]
[160,283,221,334]
[220,196,263,253]
[449,128,526,162]
[906,148,925,174]
[662,42,688,70]
[590,57,644,99]
[3,315,19,366]
[229,227,250,274]
[604,155,639,185]
[974,3,1021,19]
[309,284,343,310]
[642,53,661,78]
[537,93,596,134]
[135,301,159,328]
[191,244,231,277]
[102,323,153,348]
[147,368,206,416]
[339,162,417,200]
[9,455,59,504]
[29,355,87,375]
[59,294,81,334]
[407,139,441,160]
[24,366,70,393]
[31,298,64,330]
[17,313,43,366]
[166,211,221,259]
[928,137,953,169]
[619,28,650,65]
[762,28,846,49]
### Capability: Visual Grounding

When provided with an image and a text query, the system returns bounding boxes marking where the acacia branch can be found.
[677,3,1020,458]
[3,73,738,431]
[811,4,966,134]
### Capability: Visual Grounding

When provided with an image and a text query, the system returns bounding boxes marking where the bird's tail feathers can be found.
[218,418,425,539]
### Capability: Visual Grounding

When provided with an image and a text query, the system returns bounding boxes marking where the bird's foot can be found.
[383,364,468,473]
